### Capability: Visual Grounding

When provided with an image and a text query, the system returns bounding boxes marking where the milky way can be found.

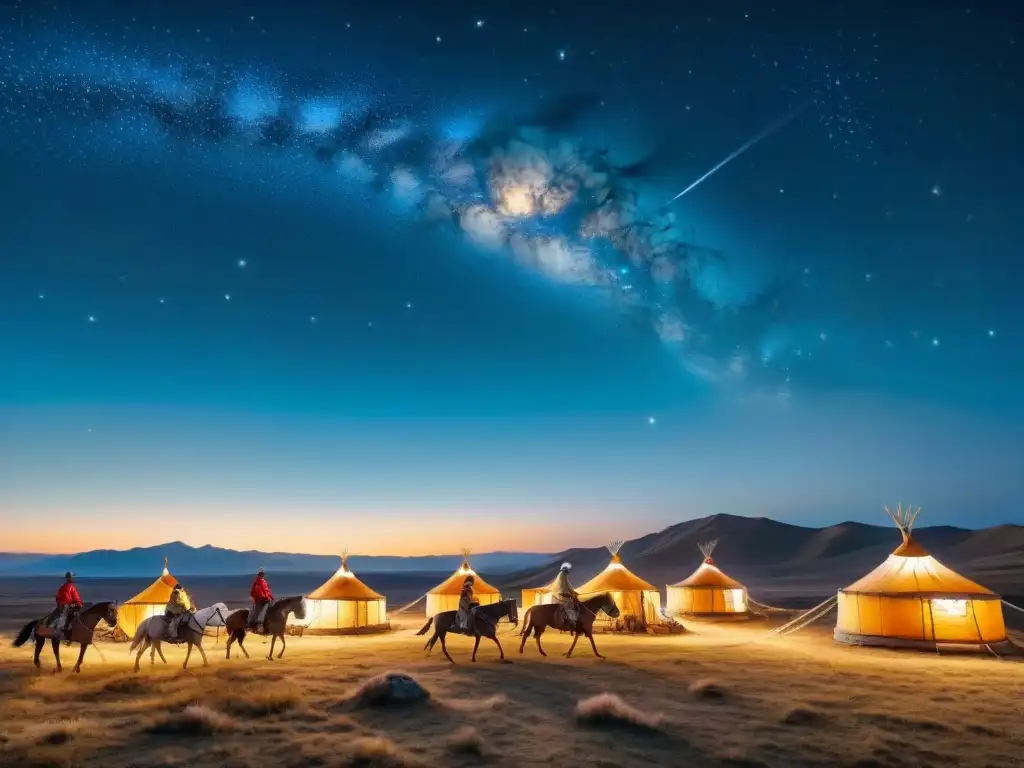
[0,27,798,391]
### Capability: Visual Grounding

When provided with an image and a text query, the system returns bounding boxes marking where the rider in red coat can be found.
[46,572,84,640]
[249,567,274,629]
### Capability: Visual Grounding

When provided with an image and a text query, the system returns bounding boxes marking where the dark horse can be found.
[13,601,119,674]
[518,593,619,659]
[416,599,518,663]
[222,596,307,661]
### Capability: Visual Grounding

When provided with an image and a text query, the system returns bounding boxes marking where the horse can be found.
[416,599,518,663]
[518,593,620,659]
[221,595,306,661]
[13,601,119,674]
[129,603,229,672]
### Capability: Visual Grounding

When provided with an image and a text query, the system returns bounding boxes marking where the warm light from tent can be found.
[931,598,967,617]
[729,589,747,612]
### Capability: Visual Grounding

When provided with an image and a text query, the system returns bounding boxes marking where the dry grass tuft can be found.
[344,735,421,766]
[148,704,238,736]
[575,693,664,731]
[688,678,727,700]
[220,682,302,718]
[102,675,149,694]
[350,671,430,708]
[780,704,828,727]
[446,726,484,755]
[441,693,507,712]
[856,711,950,733]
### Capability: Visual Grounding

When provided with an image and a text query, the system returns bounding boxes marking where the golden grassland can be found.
[1,617,1023,768]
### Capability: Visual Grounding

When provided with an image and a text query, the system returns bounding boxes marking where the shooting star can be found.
[668,105,805,204]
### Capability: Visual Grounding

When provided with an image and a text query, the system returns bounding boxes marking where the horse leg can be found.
[586,631,604,660]
[535,627,548,657]
[183,642,193,670]
[51,637,63,673]
[491,633,505,661]
[472,635,481,662]
[73,643,87,674]
[425,632,439,655]
[237,634,250,659]
[226,633,233,659]
[133,641,147,672]
[33,635,44,670]
[518,618,531,654]
[439,632,455,664]
[267,635,276,661]
[276,633,286,659]
[564,632,580,658]
[154,639,168,664]
[195,640,209,667]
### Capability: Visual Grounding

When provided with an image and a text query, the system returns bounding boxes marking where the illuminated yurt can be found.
[665,540,751,619]
[295,554,389,634]
[576,541,661,627]
[835,504,1007,650]
[116,556,193,640]
[521,574,561,609]
[425,549,501,618]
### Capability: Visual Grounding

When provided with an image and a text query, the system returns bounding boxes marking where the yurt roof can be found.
[428,552,500,596]
[307,555,383,601]
[671,540,745,589]
[525,575,561,594]
[842,504,998,597]
[124,557,181,605]
[577,543,656,594]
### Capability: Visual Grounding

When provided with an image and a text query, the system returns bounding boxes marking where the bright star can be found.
[647,416,656,425]
[476,20,484,28]
[865,272,873,281]
[38,293,44,299]
[237,259,247,268]
[406,302,413,309]
[159,298,165,304]
[310,316,317,323]
[931,337,940,347]
[436,35,441,42]
[224,293,231,301]
[987,329,995,337]
[87,315,95,322]
[931,184,942,196]
[819,332,827,341]
[558,50,566,61]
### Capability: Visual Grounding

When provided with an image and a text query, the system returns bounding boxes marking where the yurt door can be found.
[358,601,368,626]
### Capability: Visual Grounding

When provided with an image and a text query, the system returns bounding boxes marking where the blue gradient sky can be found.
[1,0,1022,554]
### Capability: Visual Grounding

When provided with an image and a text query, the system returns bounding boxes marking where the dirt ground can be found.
[2,614,1022,768]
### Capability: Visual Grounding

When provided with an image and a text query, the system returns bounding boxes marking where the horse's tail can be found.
[128,619,149,653]
[13,619,39,647]
[415,617,433,636]
[519,607,534,636]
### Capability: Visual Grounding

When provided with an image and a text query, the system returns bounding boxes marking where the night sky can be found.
[1,0,1022,555]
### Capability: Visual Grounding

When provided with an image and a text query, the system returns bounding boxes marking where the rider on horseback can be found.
[44,572,83,642]
[456,574,479,632]
[248,567,274,631]
[164,583,191,641]
[552,562,580,630]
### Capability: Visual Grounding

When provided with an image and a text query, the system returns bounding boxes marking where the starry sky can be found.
[1,0,1022,556]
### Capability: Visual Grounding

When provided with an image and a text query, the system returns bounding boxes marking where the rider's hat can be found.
[64,571,74,580]
[560,562,572,571]
[257,566,265,574]
[463,573,475,582]
[172,583,182,590]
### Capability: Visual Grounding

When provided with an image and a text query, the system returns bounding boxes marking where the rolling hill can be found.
[496,513,1024,597]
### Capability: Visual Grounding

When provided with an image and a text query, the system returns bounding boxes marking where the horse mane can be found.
[81,601,114,615]
[476,599,515,616]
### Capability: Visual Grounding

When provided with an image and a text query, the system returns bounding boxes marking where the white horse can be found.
[129,602,229,672]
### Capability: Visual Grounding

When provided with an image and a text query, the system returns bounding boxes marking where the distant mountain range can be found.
[499,514,1024,597]
[3,515,1023,593]
[0,541,552,577]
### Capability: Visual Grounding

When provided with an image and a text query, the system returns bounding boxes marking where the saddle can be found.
[248,602,273,633]
[165,612,192,643]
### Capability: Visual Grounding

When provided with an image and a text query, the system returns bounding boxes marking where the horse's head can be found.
[506,599,519,627]
[600,593,620,618]
[104,602,119,628]
[279,596,306,621]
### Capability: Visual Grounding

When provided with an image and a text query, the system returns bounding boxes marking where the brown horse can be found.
[416,599,518,663]
[13,601,119,674]
[222,596,307,661]
[518,593,619,659]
